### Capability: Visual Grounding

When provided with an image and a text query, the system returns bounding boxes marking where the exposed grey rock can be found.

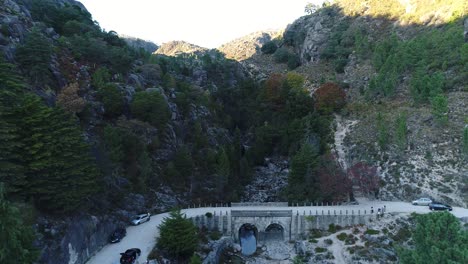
[36,214,126,264]
[241,157,289,202]
[295,241,307,256]
[203,237,233,264]
[127,73,144,88]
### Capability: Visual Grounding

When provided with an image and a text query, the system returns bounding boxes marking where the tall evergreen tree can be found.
[287,143,319,202]
[0,57,100,212]
[15,29,53,86]
[157,210,198,259]
[0,184,38,264]
[0,60,27,195]
[398,212,468,264]
[215,148,230,197]
[377,112,389,150]
[395,112,407,151]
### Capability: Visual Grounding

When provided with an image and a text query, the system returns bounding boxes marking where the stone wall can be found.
[190,209,374,242]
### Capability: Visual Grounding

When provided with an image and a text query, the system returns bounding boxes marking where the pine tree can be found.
[0,57,100,212]
[15,29,53,86]
[215,148,230,197]
[287,143,319,202]
[399,212,468,264]
[157,210,198,259]
[0,184,39,264]
[395,112,407,151]
[377,113,389,151]
[431,95,448,126]
[0,60,27,195]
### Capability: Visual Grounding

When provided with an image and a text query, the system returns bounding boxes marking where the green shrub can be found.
[208,230,222,241]
[315,247,327,253]
[337,232,347,241]
[98,83,124,117]
[288,54,301,69]
[324,238,333,245]
[274,47,290,63]
[365,229,380,235]
[131,90,170,128]
[205,212,213,218]
[261,41,278,54]
[431,95,448,125]
[462,127,468,159]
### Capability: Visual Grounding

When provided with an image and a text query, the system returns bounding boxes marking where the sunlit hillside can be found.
[336,0,467,24]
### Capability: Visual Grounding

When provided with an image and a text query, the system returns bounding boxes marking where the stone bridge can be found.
[190,202,374,242]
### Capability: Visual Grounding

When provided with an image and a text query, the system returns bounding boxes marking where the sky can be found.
[78,0,324,48]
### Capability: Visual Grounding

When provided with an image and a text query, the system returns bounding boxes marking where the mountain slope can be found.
[217,30,282,61]
[275,0,468,205]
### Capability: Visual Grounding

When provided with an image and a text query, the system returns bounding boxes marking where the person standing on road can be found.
[371,206,374,214]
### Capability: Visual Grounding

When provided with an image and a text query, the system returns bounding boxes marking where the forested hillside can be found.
[0,0,343,262]
[0,0,467,263]
[251,0,467,206]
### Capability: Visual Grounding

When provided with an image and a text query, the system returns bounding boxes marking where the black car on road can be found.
[109,227,126,243]
[429,202,452,211]
[120,248,141,264]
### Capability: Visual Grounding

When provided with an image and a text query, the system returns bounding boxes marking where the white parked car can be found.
[412,198,432,206]
[130,213,151,225]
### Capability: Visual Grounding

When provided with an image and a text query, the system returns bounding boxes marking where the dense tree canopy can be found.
[398,212,468,264]
[0,184,38,264]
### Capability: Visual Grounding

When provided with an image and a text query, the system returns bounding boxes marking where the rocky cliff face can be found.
[217,30,282,61]
[154,40,207,56]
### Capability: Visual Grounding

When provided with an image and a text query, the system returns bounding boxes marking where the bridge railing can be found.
[288,201,350,207]
[231,202,288,207]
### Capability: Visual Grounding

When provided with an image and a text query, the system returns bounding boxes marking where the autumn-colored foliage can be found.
[56,82,86,113]
[317,154,352,202]
[264,73,285,106]
[347,162,380,197]
[314,82,346,113]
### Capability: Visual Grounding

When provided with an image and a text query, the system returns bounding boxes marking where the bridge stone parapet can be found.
[188,205,375,243]
[231,202,288,207]
[231,210,292,242]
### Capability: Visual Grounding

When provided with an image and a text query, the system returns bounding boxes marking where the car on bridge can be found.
[120,248,141,264]
[429,202,452,211]
[412,198,432,206]
[130,213,151,225]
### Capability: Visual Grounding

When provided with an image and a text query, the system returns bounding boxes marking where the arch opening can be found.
[239,224,257,256]
[264,223,284,241]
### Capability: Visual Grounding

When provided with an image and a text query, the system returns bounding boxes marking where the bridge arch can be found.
[238,223,258,255]
[264,223,284,241]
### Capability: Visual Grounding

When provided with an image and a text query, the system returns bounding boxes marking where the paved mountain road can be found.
[85,200,468,264]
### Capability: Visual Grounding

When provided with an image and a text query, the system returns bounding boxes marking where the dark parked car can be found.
[109,227,126,243]
[429,202,452,211]
[120,248,141,264]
